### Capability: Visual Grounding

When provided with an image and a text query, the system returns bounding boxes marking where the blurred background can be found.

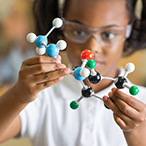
[0,0,146,146]
[0,0,34,145]
[0,0,36,90]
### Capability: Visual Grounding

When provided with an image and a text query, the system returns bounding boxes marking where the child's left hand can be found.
[103,88,146,132]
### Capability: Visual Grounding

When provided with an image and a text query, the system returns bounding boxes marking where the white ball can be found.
[36,47,46,55]
[80,68,90,78]
[125,62,135,73]
[52,18,63,28]
[56,40,67,50]
[26,33,37,43]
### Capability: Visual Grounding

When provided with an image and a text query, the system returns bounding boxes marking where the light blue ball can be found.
[74,67,85,81]
[35,35,48,48]
[46,44,59,57]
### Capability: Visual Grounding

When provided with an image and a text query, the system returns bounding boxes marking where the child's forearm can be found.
[124,120,146,146]
[0,83,28,137]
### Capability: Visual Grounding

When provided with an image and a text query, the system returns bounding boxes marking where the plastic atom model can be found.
[26,18,139,110]
[26,18,67,57]
[70,49,139,110]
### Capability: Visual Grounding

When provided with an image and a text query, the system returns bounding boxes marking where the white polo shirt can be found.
[19,67,146,146]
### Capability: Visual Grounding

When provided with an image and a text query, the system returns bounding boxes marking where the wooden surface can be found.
[0,139,32,146]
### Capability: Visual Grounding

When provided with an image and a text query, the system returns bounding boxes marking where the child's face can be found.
[64,0,129,77]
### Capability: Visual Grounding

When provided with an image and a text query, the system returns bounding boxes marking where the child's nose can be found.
[82,35,103,54]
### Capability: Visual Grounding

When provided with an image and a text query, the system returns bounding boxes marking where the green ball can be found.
[86,59,96,69]
[129,86,139,95]
[70,101,79,109]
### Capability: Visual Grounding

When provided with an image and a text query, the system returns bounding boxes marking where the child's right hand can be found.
[14,55,70,103]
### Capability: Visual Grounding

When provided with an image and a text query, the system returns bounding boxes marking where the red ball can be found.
[80,49,94,60]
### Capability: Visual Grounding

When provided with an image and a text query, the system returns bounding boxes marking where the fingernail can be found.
[59,77,64,80]
[57,55,62,60]
[58,64,66,69]
[112,88,117,93]
[108,92,113,98]
[64,68,70,74]
[102,96,108,102]
[56,59,61,63]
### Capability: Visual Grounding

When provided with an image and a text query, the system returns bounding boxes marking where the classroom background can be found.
[0,0,146,146]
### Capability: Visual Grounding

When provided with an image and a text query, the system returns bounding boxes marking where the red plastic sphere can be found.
[81,49,94,60]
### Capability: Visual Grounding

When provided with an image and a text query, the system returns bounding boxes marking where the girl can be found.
[0,0,146,146]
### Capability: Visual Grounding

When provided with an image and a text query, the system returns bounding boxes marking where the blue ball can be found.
[35,35,48,48]
[74,67,85,81]
[46,44,59,57]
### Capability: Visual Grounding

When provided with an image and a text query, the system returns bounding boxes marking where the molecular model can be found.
[26,18,67,57]
[25,18,139,111]
[70,49,139,110]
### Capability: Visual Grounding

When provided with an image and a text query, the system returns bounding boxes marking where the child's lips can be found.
[95,61,102,68]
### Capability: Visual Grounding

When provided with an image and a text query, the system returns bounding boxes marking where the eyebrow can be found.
[71,20,120,29]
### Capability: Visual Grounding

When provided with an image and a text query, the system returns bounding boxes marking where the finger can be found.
[20,63,67,75]
[32,68,70,84]
[35,76,64,91]
[110,90,146,127]
[113,114,130,132]
[56,55,62,60]
[103,96,132,126]
[103,95,146,130]
[22,55,61,66]
[103,96,120,112]
[111,93,139,119]
[112,88,145,111]
[113,114,142,132]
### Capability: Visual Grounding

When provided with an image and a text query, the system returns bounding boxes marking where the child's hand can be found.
[14,55,70,103]
[103,88,146,132]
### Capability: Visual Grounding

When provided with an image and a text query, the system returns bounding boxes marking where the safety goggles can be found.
[62,18,132,47]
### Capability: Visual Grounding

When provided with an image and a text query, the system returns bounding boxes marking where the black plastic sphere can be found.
[104,104,110,109]
[115,76,127,89]
[82,87,94,97]
[88,72,101,84]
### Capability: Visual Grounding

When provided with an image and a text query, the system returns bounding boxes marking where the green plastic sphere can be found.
[70,101,79,109]
[86,59,96,69]
[129,86,139,95]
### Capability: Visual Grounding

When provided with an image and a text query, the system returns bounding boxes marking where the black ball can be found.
[104,104,110,109]
[82,87,94,97]
[88,72,101,84]
[115,76,127,89]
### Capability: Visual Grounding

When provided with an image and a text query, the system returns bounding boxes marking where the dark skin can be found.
[64,0,128,93]
[64,0,146,145]
[0,0,146,146]
[0,55,70,143]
